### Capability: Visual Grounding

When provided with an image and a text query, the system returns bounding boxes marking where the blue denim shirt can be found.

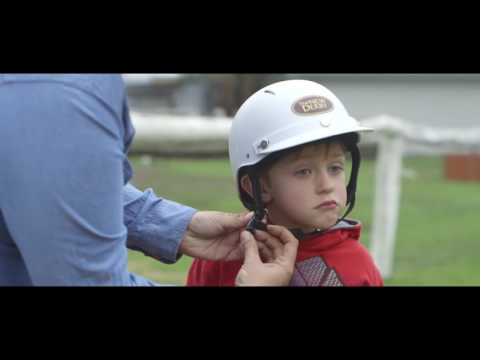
[0,74,197,286]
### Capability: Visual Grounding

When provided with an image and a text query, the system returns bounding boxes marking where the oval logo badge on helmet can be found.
[292,96,334,116]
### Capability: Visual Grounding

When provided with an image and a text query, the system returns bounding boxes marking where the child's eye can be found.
[295,169,312,176]
[329,165,344,174]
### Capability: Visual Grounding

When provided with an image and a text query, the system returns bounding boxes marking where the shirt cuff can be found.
[123,183,197,264]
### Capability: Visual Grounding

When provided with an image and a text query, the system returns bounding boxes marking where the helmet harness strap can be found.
[245,169,267,233]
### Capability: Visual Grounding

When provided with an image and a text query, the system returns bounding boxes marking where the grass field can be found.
[127,155,480,286]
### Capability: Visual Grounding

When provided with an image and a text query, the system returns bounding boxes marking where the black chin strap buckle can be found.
[246,213,267,234]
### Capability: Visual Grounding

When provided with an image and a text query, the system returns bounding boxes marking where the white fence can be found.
[361,115,480,278]
[130,112,480,278]
[130,111,231,155]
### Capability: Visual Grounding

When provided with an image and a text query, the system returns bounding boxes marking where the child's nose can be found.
[315,171,334,193]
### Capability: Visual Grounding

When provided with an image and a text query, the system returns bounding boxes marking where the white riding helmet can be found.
[229,79,373,231]
[229,79,372,180]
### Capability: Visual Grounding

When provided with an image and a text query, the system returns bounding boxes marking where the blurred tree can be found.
[206,74,284,117]
[126,74,287,117]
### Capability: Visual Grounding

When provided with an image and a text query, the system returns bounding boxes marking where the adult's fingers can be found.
[219,211,254,232]
[241,230,262,266]
[266,224,299,260]
[257,242,274,263]
[264,224,294,244]
[253,229,283,259]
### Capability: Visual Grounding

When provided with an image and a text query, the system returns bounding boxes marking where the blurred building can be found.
[285,74,480,128]
[124,74,480,129]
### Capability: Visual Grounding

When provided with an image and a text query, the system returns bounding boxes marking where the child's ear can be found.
[241,175,273,204]
[240,175,253,198]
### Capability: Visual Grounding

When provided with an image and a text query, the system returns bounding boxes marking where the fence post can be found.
[370,132,404,278]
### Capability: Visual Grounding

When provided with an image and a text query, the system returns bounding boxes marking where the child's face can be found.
[260,142,348,233]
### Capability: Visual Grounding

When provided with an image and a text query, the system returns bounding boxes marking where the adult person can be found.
[0,74,297,286]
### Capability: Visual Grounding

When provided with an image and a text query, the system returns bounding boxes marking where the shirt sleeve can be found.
[123,183,197,264]
[120,82,197,264]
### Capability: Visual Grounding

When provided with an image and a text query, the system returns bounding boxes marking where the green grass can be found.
[128,155,480,286]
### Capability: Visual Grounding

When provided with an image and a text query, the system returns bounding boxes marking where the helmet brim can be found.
[255,123,374,156]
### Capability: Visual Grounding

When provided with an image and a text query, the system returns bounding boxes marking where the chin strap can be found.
[289,228,323,240]
[338,143,360,222]
[246,172,267,233]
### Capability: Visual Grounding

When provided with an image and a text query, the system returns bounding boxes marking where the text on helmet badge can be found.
[292,96,334,115]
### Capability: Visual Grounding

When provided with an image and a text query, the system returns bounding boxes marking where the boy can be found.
[187,79,383,286]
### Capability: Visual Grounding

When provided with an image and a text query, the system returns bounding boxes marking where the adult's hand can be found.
[179,211,254,261]
[235,225,299,286]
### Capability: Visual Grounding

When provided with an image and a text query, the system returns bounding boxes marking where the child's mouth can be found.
[315,201,337,210]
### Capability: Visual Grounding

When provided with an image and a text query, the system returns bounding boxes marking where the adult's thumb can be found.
[241,230,261,266]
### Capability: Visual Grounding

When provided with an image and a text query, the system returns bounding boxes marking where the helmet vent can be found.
[264,90,275,95]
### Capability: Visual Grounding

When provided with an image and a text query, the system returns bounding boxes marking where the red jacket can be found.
[187,221,383,286]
